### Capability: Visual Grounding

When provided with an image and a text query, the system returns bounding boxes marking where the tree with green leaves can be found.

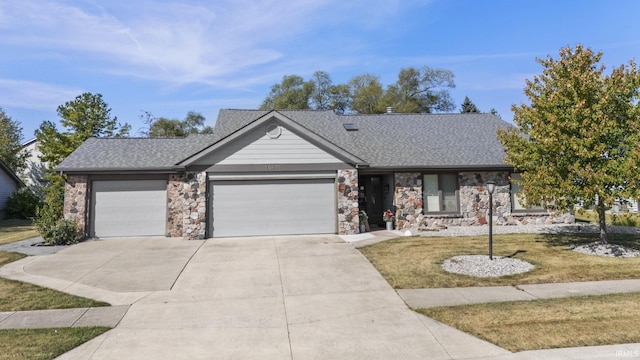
[349,73,385,114]
[144,111,213,137]
[498,45,640,243]
[35,92,131,215]
[0,107,27,173]
[259,67,456,114]
[381,66,456,114]
[260,75,314,110]
[460,96,480,113]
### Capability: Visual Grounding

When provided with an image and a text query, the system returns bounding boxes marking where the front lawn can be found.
[0,251,111,359]
[0,220,39,245]
[358,233,640,288]
[575,210,640,227]
[0,327,110,360]
[420,292,640,352]
[0,251,108,311]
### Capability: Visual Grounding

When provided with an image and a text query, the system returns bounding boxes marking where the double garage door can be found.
[91,178,336,238]
[211,178,336,237]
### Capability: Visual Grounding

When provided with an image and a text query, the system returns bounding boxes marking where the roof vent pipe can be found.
[386,106,393,114]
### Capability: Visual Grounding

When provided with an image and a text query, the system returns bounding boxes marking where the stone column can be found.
[337,169,358,235]
[166,172,207,239]
[166,174,185,237]
[63,175,88,235]
[393,173,423,233]
[183,172,207,239]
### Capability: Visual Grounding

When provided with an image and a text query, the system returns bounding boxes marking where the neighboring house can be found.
[20,138,47,193]
[56,110,573,239]
[0,159,23,219]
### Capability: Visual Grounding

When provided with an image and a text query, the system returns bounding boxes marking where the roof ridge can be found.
[89,136,188,140]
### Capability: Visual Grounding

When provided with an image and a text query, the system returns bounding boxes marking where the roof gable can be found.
[179,111,364,167]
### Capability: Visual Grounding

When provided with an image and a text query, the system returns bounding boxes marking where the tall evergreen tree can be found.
[460,96,480,113]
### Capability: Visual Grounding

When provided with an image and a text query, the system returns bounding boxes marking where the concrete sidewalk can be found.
[0,306,129,329]
[399,279,640,308]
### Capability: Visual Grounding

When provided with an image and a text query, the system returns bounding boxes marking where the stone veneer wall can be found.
[63,175,88,235]
[337,169,358,235]
[394,173,423,232]
[394,171,573,234]
[167,172,207,239]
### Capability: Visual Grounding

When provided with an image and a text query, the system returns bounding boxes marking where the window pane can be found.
[423,174,440,212]
[511,173,543,210]
[440,174,458,212]
[511,174,526,210]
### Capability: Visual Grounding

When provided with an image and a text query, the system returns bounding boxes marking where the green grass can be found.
[575,210,640,227]
[0,220,39,245]
[0,251,111,359]
[359,232,640,288]
[0,251,109,311]
[0,327,110,360]
[419,292,640,352]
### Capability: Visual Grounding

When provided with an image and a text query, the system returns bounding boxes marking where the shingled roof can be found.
[56,134,217,172]
[57,110,512,172]
[214,109,512,169]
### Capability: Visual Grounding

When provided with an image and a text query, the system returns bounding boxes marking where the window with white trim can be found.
[423,174,459,213]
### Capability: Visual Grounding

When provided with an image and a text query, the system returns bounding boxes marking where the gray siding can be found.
[194,123,343,166]
[0,170,17,219]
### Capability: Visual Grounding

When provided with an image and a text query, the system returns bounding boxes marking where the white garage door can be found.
[211,179,336,237]
[92,180,167,238]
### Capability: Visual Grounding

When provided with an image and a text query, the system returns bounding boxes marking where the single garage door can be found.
[211,178,336,237]
[92,180,167,237]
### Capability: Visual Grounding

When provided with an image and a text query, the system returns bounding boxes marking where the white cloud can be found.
[0,0,433,87]
[0,78,84,110]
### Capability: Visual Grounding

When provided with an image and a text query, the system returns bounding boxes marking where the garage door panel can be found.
[212,179,335,237]
[92,180,167,238]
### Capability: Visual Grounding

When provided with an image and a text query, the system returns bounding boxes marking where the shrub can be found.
[5,187,42,219]
[33,204,84,245]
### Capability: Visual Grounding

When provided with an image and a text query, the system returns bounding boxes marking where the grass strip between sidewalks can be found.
[0,327,111,360]
[0,250,111,359]
[419,292,640,352]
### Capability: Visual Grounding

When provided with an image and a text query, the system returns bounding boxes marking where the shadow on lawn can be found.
[539,232,640,251]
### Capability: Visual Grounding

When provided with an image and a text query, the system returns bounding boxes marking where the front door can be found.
[363,176,384,226]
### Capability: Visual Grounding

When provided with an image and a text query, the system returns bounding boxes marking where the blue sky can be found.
[2,0,640,140]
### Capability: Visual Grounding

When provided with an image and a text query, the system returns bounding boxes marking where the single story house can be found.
[0,159,23,219]
[57,110,573,239]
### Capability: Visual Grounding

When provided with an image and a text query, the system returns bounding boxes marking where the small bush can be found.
[33,204,84,245]
[5,187,42,219]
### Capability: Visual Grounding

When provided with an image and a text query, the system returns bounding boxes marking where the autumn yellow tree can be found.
[498,45,640,243]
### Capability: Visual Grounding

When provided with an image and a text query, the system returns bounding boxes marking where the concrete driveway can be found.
[0,235,507,359]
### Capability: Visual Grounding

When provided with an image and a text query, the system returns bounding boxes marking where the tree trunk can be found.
[597,202,608,244]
